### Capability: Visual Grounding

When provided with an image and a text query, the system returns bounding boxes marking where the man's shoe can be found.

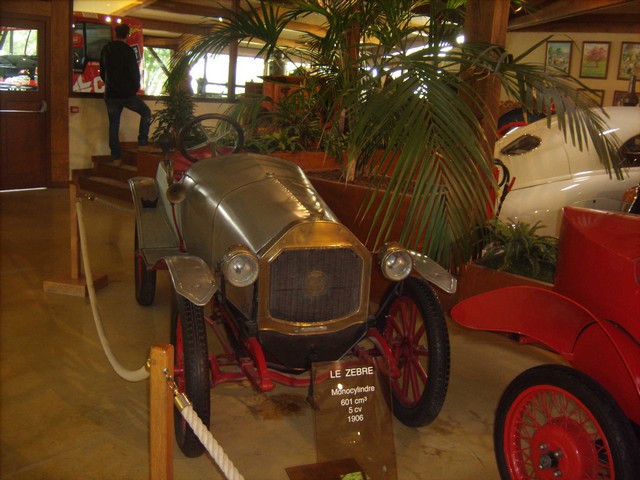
[112,159,122,166]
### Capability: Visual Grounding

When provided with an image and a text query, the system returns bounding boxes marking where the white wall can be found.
[68,97,230,174]
[505,31,640,106]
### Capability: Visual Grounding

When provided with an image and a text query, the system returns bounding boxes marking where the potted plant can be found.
[149,85,196,145]
[476,219,558,283]
[168,0,624,273]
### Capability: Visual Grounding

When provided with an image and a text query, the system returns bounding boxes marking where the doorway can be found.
[0,17,49,190]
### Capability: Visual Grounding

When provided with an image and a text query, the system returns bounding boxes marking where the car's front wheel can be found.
[378,276,450,427]
[171,294,211,457]
[495,364,640,480]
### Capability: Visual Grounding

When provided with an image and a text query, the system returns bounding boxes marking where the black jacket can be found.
[99,40,140,98]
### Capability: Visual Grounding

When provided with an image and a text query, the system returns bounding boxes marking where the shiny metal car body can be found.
[129,139,456,456]
[495,106,640,235]
[132,152,455,368]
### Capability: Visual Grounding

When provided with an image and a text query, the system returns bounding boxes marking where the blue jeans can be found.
[105,96,151,160]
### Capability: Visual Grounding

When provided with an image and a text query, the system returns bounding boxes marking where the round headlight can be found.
[379,242,413,281]
[223,247,259,287]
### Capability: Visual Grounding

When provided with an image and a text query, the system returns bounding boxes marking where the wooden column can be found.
[42,184,109,296]
[149,344,174,480]
[464,0,511,163]
[227,0,240,101]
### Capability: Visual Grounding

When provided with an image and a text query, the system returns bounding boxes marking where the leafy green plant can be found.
[478,219,558,282]
[168,0,624,271]
[245,130,305,153]
[150,87,196,144]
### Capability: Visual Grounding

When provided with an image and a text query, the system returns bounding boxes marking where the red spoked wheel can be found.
[495,364,640,480]
[378,276,450,427]
[171,294,211,458]
[134,227,156,306]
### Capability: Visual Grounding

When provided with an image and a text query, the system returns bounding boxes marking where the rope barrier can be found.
[76,197,149,382]
[165,372,245,480]
[77,191,243,480]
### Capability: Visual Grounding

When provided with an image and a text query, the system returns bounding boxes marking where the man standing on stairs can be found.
[99,23,151,165]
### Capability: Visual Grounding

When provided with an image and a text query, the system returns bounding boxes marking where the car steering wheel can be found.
[177,113,244,163]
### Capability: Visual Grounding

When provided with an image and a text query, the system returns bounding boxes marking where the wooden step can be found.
[93,159,138,182]
[76,175,132,203]
[74,143,164,203]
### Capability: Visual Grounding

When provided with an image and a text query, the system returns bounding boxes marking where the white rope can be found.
[180,405,245,480]
[78,194,243,479]
[76,199,149,382]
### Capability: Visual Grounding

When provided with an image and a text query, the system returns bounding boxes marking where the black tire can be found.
[495,364,640,480]
[171,294,211,458]
[177,113,244,163]
[378,276,450,427]
[134,227,156,306]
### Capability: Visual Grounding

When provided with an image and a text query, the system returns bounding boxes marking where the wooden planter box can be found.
[309,172,553,311]
[309,173,412,304]
[137,150,163,178]
[437,263,553,314]
[270,150,340,172]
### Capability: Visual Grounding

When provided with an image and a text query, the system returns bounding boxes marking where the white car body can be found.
[495,106,640,236]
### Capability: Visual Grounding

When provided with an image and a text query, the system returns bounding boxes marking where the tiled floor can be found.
[0,188,560,480]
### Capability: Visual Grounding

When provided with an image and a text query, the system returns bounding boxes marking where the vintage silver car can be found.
[129,115,456,457]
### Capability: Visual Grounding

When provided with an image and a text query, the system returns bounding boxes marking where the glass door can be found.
[0,18,48,190]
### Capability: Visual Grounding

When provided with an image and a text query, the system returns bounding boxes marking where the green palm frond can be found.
[167,0,626,272]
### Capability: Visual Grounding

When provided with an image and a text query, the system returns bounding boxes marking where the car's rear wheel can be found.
[134,227,156,306]
[171,294,211,457]
[378,276,450,427]
[495,364,640,480]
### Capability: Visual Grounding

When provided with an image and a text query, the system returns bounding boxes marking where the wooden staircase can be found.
[73,142,163,203]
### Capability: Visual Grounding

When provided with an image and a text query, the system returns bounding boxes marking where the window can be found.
[621,134,640,168]
[236,55,265,94]
[72,21,111,74]
[143,46,172,96]
[0,27,38,91]
[500,134,542,156]
[190,52,265,98]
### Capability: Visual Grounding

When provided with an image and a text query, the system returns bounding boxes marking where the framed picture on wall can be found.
[617,42,640,80]
[545,41,572,74]
[580,41,610,79]
[612,90,627,106]
[577,88,605,106]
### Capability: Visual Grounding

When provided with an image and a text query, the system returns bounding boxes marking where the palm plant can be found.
[168,0,624,271]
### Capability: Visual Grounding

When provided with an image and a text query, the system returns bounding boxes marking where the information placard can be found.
[308,357,397,480]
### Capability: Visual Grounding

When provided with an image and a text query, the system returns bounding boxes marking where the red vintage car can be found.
[452,206,640,479]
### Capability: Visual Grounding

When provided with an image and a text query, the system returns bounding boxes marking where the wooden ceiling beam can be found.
[512,14,640,33]
[144,36,181,49]
[137,17,211,35]
[113,0,160,17]
[139,0,228,19]
[508,0,637,30]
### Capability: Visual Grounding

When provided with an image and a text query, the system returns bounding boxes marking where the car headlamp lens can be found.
[379,242,412,281]
[223,246,259,287]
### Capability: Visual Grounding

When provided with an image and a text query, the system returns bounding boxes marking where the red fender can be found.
[572,322,640,425]
[451,286,593,356]
[451,286,640,423]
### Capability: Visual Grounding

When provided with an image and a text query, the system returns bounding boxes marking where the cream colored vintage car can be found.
[495,106,640,235]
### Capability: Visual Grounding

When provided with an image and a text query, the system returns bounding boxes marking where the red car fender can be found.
[451,286,594,357]
[572,321,640,425]
[451,285,640,424]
